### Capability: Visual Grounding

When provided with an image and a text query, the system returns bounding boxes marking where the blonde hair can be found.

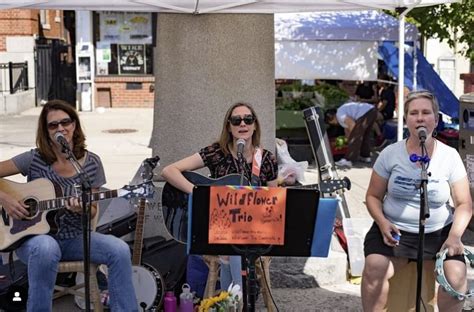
[404,90,439,121]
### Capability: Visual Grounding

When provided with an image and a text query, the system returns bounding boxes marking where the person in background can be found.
[374,76,396,147]
[0,100,138,311]
[161,102,278,295]
[361,91,472,311]
[324,102,378,168]
[355,80,377,104]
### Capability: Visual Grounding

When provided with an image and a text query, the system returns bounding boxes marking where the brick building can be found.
[0,10,155,114]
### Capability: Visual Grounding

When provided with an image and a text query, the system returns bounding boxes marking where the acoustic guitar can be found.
[161,171,350,244]
[0,178,154,251]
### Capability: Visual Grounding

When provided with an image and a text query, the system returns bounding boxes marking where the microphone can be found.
[417,126,427,142]
[54,132,71,152]
[236,138,246,158]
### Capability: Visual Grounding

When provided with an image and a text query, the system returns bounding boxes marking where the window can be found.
[94,11,154,76]
[40,10,50,29]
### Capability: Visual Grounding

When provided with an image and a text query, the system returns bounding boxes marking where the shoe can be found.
[335,158,352,168]
[358,156,371,163]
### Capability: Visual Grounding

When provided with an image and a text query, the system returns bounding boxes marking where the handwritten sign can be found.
[208,186,286,245]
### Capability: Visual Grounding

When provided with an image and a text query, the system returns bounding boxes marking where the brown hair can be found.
[36,99,86,164]
[217,102,261,155]
[404,90,439,122]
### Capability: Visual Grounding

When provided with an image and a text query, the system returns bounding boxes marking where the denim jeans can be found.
[16,232,138,312]
[219,255,242,291]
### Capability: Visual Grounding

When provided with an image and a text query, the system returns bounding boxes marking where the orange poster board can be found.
[208,186,287,245]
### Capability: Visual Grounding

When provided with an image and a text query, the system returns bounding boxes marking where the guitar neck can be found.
[37,189,119,212]
[132,198,146,266]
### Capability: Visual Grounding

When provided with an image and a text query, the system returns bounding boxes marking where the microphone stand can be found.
[233,151,272,312]
[415,138,430,312]
[62,146,93,312]
[238,152,246,186]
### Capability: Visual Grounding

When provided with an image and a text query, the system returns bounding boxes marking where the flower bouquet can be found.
[198,283,242,312]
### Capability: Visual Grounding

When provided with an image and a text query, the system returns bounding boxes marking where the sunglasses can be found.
[229,114,255,126]
[47,118,73,130]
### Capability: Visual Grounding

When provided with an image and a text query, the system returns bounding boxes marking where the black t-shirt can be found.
[355,83,374,100]
[380,88,395,120]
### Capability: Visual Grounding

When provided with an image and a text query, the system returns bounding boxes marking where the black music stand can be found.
[188,186,338,311]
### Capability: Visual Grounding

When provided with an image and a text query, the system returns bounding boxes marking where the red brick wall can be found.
[95,76,155,108]
[460,73,474,94]
[0,9,66,51]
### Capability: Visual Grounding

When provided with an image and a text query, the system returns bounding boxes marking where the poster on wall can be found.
[97,63,109,76]
[78,56,91,82]
[119,44,145,74]
[96,42,111,63]
[99,11,152,44]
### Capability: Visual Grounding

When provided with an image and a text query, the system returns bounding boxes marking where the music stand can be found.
[188,185,338,311]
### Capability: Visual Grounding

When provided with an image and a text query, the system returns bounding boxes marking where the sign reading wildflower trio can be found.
[208,186,287,245]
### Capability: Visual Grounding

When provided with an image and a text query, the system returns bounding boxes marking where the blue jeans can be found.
[16,232,138,312]
[219,255,242,291]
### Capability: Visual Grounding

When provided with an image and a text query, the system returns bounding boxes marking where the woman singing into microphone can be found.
[0,100,138,311]
[361,91,472,311]
[161,102,278,295]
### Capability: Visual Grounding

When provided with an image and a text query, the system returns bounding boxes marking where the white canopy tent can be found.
[275,10,418,81]
[0,0,457,13]
[0,0,458,140]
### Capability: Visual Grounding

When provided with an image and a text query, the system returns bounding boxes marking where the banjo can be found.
[131,196,165,310]
[131,156,165,310]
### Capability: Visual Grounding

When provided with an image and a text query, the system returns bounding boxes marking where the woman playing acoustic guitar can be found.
[0,100,138,311]
[161,102,278,296]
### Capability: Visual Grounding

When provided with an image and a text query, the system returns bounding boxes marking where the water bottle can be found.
[164,291,177,312]
[179,283,194,312]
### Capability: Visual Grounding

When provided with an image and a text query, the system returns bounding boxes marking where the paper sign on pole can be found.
[208,186,286,245]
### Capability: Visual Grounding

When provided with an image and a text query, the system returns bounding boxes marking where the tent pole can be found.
[397,10,406,141]
[396,3,419,141]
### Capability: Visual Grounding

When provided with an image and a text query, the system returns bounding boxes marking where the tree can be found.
[388,1,474,63]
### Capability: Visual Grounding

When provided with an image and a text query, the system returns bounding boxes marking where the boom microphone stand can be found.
[413,136,431,312]
[61,144,93,312]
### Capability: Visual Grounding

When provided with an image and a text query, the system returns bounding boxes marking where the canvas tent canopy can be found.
[0,0,459,13]
[275,10,418,81]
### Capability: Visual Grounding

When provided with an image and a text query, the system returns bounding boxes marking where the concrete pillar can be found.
[151,14,275,172]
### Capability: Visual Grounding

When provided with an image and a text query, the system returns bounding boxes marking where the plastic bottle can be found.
[179,283,194,312]
[164,291,177,312]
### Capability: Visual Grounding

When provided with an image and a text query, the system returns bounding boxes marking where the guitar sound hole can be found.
[23,198,38,218]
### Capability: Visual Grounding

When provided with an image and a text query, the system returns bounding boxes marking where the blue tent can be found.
[379,42,459,119]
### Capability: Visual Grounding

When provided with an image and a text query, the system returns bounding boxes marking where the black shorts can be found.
[364,222,464,262]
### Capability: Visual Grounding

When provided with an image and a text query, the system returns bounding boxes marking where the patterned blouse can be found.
[199,142,278,186]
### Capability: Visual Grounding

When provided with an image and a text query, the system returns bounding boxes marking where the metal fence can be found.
[0,61,29,94]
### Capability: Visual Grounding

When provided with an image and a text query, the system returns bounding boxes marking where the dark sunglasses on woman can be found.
[229,114,255,126]
[47,118,73,130]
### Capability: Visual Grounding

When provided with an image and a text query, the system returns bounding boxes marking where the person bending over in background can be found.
[324,101,378,168]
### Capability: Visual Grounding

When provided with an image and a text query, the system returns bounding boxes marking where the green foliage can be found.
[276,96,313,110]
[275,82,349,111]
[386,2,474,62]
[313,82,349,110]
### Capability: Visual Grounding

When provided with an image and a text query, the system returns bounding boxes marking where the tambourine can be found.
[435,248,474,300]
